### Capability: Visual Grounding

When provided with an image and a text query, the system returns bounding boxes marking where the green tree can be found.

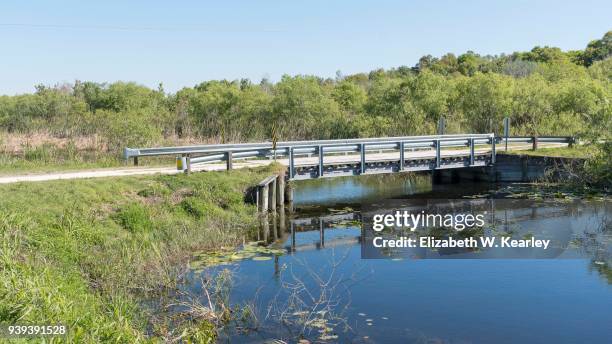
[455,73,513,133]
[580,31,612,66]
[271,75,342,139]
[331,81,367,114]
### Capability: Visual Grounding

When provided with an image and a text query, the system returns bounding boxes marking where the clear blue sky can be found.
[1,0,610,95]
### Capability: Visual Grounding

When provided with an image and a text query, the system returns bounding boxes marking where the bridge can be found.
[124,134,574,180]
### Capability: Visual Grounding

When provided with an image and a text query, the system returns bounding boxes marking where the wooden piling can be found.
[256,175,278,212]
[262,213,270,242]
[285,182,293,203]
[269,178,277,211]
[278,205,286,238]
[260,184,269,212]
[276,175,285,205]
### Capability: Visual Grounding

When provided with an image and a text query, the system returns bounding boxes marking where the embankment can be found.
[0,165,281,342]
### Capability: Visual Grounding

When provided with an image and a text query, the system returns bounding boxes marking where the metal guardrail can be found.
[124,135,574,178]
[124,134,492,160]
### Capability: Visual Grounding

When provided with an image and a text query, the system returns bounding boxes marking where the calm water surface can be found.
[184,174,611,343]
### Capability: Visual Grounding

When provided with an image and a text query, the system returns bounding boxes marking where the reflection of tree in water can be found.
[573,211,611,283]
[264,248,371,342]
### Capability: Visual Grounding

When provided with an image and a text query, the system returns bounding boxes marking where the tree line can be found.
[0,31,609,154]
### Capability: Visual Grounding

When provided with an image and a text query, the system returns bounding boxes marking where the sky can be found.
[1,0,610,95]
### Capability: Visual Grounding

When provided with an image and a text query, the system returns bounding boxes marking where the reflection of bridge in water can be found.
[258,200,609,262]
[259,210,362,252]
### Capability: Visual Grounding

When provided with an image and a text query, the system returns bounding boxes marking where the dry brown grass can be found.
[0,130,107,153]
[0,130,253,154]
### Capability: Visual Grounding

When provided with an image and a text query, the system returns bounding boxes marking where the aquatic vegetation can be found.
[190,241,285,271]
[328,219,361,228]
[327,206,355,214]
[492,184,608,200]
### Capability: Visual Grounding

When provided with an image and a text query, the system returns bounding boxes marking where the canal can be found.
[183,174,611,343]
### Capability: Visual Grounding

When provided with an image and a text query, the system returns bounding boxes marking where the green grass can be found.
[504,145,594,159]
[0,165,283,342]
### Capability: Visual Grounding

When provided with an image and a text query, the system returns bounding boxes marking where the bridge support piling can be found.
[285,182,294,210]
[272,211,278,241]
[262,213,270,242]
[269,178,277,211]
[278,206,286,239]
[276,175,285,206]
[260,184,269,212]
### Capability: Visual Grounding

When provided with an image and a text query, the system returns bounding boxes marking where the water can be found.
[183,174,611,343]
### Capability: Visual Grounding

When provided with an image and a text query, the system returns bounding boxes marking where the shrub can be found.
[114,203,153,233]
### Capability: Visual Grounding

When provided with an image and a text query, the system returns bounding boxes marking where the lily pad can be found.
[190,241,284,268]
[252,256,272,261]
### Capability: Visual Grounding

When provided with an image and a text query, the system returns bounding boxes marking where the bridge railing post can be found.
[288,147,295,179]
[435,140,441,168]
[491,136,496,164]
[469,138,475,166]
[226,151,233,170]
[318,145,324,178]
[532,136,538,151]
[399,141,405,171]
[360,143,366,174]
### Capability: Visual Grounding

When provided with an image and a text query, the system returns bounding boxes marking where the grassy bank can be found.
[504,145,595,158]
[0,165,282,342]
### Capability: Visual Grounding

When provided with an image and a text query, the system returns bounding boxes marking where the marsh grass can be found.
[0,165,278,342]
